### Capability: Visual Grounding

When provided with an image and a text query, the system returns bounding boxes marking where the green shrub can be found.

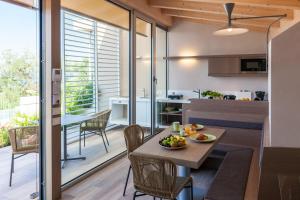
[0,127,10,148]
[12,112,39,127]
[65,82,94,115]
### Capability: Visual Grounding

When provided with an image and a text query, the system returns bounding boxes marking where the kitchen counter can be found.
[157,98,191,104]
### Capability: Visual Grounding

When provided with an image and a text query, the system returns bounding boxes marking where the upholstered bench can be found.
[205,146,253,200]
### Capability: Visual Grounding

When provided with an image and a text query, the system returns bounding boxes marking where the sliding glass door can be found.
[59,0,168,185]
[60,0,130,184]
[0,1,41,199]
[134,15,168,136]
[155,27,167,134]
[135,18,152,136]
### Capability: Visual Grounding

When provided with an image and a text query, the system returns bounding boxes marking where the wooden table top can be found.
[133,127,226,169]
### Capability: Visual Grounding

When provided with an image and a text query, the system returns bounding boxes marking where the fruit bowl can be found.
[159,135,187,150]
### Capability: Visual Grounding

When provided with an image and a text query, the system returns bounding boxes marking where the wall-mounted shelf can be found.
[164,53,266,60]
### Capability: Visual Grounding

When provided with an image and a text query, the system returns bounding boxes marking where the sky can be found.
[0,1,38,54]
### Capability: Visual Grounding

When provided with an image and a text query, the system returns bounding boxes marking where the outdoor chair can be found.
[129,153,194,200]
[79,109,111,154]
[123,124,145,196]
[8,126,39,186]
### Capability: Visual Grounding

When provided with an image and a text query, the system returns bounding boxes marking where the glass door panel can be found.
[155,27,167,134]
[0,1,40,199]
[60,0,129,184]
[135,18,152,136]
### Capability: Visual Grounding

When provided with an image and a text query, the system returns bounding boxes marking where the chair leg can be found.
[83,131,86,147]
[103,130,109,146]
[9,154,14,187]
[100,132,108,153]
[123,165,131,196]
[133,191,138,200]
[190,181,194,200]
[79,131,82,155]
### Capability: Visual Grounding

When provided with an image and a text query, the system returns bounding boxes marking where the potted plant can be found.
[201,90,223,100]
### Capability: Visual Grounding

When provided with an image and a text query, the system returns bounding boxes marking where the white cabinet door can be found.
[145,100,151,127]
[136,101,148,126]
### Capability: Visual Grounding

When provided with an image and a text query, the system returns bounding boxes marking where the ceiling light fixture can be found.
[214,3,287,36]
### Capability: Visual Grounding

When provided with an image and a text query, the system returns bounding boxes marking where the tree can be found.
[0,50,37,109]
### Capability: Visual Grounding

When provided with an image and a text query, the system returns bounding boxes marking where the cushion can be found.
[206,149,253,200]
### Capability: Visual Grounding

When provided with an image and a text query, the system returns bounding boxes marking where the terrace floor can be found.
[0,126,129,200]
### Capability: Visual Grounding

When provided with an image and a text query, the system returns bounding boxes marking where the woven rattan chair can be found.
[129,153,193,200]
[123,124,145,196]
[79,109,111,154]
[8,126,39,186]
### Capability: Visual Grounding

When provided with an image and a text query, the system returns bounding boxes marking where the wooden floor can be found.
[62,156,218,200]
[0,146,38,200]
[62,127,127,184]
[0,127,129,200]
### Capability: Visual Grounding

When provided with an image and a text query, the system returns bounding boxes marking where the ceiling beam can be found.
[111,0,172,27]
[175,17,269,32]
[182,0,300,9]
[162,9,280,27]
[149,0,294,20]
[2,0,36,9]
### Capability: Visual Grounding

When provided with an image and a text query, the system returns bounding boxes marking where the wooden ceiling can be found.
[148,0,300,32]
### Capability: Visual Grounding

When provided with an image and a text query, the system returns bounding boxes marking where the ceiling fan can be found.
[214,3,287,36]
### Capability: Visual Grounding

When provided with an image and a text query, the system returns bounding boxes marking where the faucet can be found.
[193,89,201,99]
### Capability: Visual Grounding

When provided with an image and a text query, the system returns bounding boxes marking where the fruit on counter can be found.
[240,98,251,101]
[197,133,208,141]
[160,135,186,147]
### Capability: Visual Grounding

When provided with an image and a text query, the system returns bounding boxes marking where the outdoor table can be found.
[60,114,95,168]
[133,127,226,200]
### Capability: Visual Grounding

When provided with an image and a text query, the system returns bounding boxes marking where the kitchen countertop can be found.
[109,97,191,104]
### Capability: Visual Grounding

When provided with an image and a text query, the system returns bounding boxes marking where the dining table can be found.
[133,126,226,200]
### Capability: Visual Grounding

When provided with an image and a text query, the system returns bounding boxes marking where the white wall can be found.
[270,22,300,147]
[168,21,268,93]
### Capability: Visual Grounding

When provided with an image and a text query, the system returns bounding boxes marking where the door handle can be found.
[153,76,157,84]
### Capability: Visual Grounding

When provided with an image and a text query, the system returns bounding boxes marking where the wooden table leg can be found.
[178,166,191,200]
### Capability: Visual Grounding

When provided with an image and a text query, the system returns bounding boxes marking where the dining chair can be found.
[8,126,39,186]
[129,153,194,200]
[123,124,145,196]
[79,109,111,154]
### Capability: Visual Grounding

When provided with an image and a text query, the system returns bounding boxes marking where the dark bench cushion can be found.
[206,148,253,200]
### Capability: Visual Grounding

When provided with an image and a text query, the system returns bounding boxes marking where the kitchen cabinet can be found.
[109,97,151,127]
[136,100,151,127]
[208,54,267,77]
[208,57,240,76]
[110,97,191,128]
[157,99,191,128]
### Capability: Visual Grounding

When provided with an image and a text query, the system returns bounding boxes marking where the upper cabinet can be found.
[208,54,267,77]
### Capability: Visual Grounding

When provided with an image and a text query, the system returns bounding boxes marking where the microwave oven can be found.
[240,58,267,73]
